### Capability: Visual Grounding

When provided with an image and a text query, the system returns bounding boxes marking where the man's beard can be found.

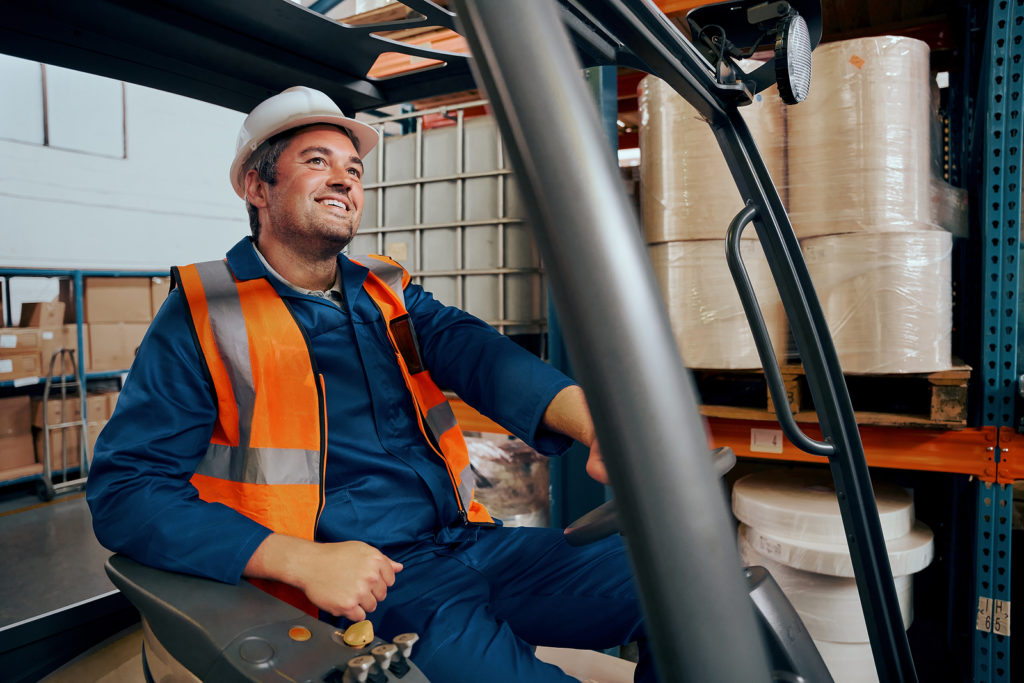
[270,206,357,259]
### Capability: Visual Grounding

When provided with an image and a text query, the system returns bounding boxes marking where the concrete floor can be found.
[0,482,142,680]
[0,488,114,628]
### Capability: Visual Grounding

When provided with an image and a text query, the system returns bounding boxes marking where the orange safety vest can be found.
[173,253,492,615]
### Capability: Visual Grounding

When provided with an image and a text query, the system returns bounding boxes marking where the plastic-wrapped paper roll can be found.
[739,534,914,642]
[740,521,934,578]
[814,641,881,683]
[639,72,785,242]
[465,435,549,527]
[787,36,935,238]
[802,231,953,373]
[732,468,915,544]
[649,240,787,369]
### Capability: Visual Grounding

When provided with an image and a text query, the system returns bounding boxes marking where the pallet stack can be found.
[638,36,967,426]
[639,72,789,370]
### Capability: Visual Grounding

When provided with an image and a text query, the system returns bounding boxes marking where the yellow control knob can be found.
[341,620,374,647]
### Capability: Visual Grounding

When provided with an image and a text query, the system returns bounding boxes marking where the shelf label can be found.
[994,599,1011,636]
[0,359,12,373]
[977,596,993,632]
[750,428,783,454]
[0,335,16,349]
[42,331,55,340]
[12,376,39,388]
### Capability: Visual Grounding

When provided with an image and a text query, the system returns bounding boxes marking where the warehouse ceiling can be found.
[0,0,962,147]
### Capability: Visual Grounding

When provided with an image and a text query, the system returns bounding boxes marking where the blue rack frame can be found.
[974,0,1023,680]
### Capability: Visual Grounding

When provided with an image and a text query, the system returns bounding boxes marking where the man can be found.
[88,86,654,682]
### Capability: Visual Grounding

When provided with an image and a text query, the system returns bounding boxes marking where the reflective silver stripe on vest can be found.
[195,444,320,485]
[194,260,256,453]
[352,255,405,306]
[191,260,319,486]
[425,402,457,438]
[456,463,475,506]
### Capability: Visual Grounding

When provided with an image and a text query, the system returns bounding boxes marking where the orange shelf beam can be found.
[995,427,1024,483]
[706,417,1000,481]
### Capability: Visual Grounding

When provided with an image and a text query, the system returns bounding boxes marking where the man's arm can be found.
[89,290,403,619]
[244,534,403,622]
[541,384,609,485]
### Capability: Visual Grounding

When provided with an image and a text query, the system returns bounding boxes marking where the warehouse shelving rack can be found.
[0,267,167,493]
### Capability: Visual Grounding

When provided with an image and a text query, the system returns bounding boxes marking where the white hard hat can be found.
[229,86,379,198]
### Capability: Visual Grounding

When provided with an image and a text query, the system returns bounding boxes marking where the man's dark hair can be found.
[243,124,360,241]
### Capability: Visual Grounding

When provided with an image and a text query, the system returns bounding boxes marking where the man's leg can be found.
[455,526,658,683]
[369,552,579,683]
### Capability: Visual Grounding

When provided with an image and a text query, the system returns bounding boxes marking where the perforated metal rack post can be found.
[972,1,1023,681]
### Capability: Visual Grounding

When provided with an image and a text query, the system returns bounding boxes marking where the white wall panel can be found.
[0,55,44,145]
[0,76,247,270]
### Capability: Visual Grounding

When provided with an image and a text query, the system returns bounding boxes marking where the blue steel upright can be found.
[974,0,1023,680]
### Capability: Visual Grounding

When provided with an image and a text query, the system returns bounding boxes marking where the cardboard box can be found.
[39,324,90,374]
[105,391,121,417]
[0,396,31,438]
[84,278,153,323]
[19,300,66,329]
[31,395,82,429]
[89,322,150,371]
[0,433,36,470]
[151,276,170,317]
[0,353,41,381]
[35,426,82,469]
[86,394,109,422]
[87,420,107,459]
[0,328,41,354]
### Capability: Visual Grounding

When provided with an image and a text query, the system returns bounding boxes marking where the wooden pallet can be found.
[692,362,972,429]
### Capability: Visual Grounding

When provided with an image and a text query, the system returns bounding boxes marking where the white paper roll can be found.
[787,36,935,238]
[802,230,953,373]
[814,640,880,683]
[732,468,915,544]
[648,240,788,369]
[639,72,785,242]
[740,521,934,578]
[740,534,914,643]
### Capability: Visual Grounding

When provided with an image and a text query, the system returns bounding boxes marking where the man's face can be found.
[252,125,365,255]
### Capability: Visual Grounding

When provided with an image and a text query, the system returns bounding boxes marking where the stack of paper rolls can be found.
[640,72,788,368]
[733,468,934,683]
[648,240,788,369]
[639,72,786,242]
[787,36,935,238]
[785,36,952,373]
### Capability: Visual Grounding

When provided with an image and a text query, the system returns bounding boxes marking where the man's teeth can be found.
[322,199,348,210]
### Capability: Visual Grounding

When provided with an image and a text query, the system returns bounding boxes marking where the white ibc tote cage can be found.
[349,100,547,340]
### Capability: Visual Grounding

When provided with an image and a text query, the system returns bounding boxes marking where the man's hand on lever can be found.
[244,533,403,621]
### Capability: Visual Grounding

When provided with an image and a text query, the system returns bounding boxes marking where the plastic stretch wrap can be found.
[802,231,953,373]
[465,435,549,527]
[740,520,934,578]
[813,640,882,683]
[739,533,914,643]
[731,468,915,544]
[639,73,785,242]
[648,240,787,369]
[787,36,936,238]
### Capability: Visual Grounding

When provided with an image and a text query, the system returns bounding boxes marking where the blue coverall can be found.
[87,237,655,682]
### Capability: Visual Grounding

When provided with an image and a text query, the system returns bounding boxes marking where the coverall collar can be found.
[225,237,371,306]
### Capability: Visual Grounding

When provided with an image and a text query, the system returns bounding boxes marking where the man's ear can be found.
[244,169,269,209]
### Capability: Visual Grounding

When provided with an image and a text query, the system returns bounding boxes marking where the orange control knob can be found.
[288,626,312,642]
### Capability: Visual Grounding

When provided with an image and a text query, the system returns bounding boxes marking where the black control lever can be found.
[563,446,736,546]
